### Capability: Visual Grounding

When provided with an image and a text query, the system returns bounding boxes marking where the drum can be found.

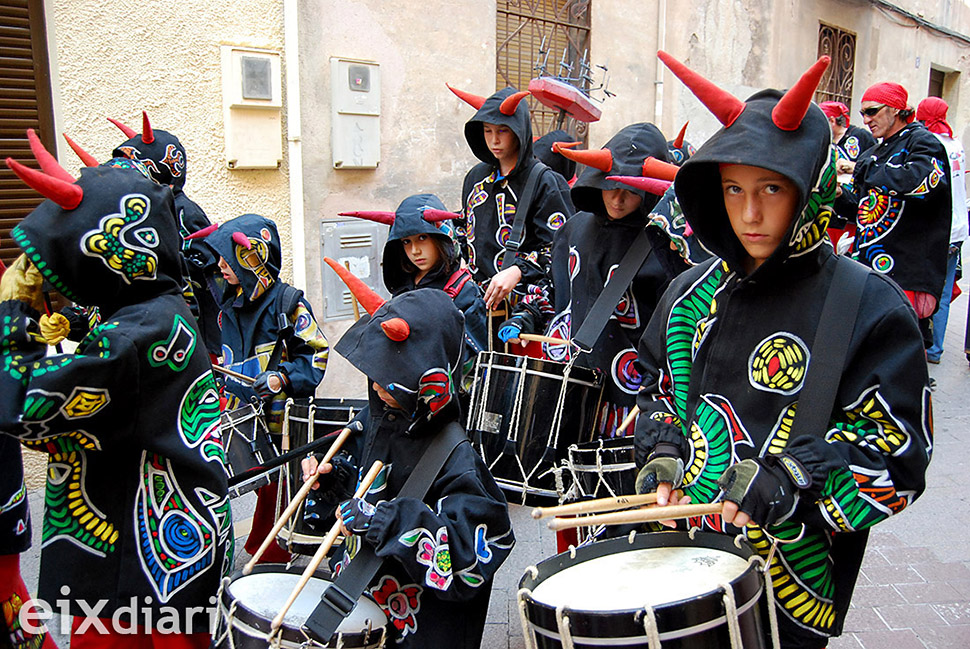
[565,437,637,500]
[222,404,280,499]
[518,531,768,649]
[213,564,388,648]
[276,398,368,555]
[467,351,603,505]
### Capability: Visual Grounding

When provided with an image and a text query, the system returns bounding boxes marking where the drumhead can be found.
[225,567,385,636]
[531,545,749,610]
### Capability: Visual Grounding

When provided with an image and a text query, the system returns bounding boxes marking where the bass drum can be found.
[518,531,769,648]
[221,403,279,499]
[565,436,637,500]
[275,397,368,555]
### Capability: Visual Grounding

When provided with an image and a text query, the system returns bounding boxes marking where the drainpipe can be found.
[284,0,307,289]
[654,0,666,127]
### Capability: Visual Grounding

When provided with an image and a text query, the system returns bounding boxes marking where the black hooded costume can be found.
[533,129,579,184]
[831,125,877,229]
[635,55,931,648]
[112,114,222,355]
[845,121,951,300]
[0,157,233,627]
[505,123,691,437]
[456,87,574,292]
[326,289,514,648]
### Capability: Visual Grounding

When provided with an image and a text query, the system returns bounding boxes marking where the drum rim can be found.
[220,563,387,646]
[519,531,764,640]
[475,350,604,386]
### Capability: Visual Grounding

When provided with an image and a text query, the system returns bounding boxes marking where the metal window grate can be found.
[816,23,857,106]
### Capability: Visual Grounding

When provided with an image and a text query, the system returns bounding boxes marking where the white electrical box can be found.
[330,57,380,169]
[221,46,283,169]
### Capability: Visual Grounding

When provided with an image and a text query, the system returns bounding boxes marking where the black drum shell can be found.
[519,531,767,649]
[566,436,637,499]
[222,404,280,498]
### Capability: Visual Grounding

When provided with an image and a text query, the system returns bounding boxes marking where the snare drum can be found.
[565,437,637,500]
[222,404,280,499]
[276,398,368,554]
[467,351,603,505]
[518,531,768,648]
[213,564,388,648]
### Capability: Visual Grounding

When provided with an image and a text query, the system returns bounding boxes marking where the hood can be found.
[335,289,464,428]
[382,193,457,293]
[10,162,183,310]
[571,123,670,215]
[674,88,835,276]
[534,129,578,181]
[111,113,188,191]
[203,213,282,303]
[463,87,534,175]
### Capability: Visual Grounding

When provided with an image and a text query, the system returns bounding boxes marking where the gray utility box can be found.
[320,219,390,320]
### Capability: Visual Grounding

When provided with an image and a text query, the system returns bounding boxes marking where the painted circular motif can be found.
[612,348,642,395]
[547,212,566,230]
[748,333,809,395]
[872,253,894,273]
[260,227,272,241]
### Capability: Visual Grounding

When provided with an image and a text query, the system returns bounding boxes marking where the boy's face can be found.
[602,188,643,221]
[218,256,240,285]
[720,164,799,273]
[482,122,519,168]
[400,234,440,274]
[372,381,403,410]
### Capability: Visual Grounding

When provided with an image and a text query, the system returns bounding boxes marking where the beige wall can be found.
[46,0,292,274]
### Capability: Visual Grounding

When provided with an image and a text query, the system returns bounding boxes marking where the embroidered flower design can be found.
[400,526,453,590]
[370,575,422,638]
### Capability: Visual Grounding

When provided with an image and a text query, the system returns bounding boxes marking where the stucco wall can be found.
[46,0,292,275]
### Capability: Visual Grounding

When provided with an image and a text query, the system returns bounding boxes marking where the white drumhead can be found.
[530,546,749,611]
[229,571,385,631]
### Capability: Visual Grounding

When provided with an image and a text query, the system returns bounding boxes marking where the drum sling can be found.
[499,162,548,271]
[786,254,869,636]
[302,420,468,643]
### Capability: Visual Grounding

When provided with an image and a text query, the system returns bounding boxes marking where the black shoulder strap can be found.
[788,255,869,442]
[572,227,653,353]
[266,284,304,372]
[500,162,548,271]
[302,421,468,643]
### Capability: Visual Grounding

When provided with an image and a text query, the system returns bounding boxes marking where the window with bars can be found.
[496,0,591,140]
[1,0,56,268]
[816,23,857,106]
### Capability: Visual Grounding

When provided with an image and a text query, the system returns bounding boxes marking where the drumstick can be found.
[271,460,383,631]
[211,364,256,384]
[546,502,724,531]
[616,406,640,435]
[531,491,682,519]
[242,427,353,575]
[518,333,570,346]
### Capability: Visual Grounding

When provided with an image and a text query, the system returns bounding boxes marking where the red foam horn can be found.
[107,117,137,139]
[324,257,386,315]
[231,231,252,250]
[641,157,679,182]
[185,223,219,240]
[554,143,613,173]
[422,209,459,223]
[552,141,581,152]
[141,111,154,144]
[381,317,411,342]
[339,211,396,226]
[772,56,831,131]
[499,90,531,116]
[658,50,745,127]
[27,129,75,184]
[672,122,689,149]
[6,157,83,210]
[62,133,99,167]
[606,175,672,196]
[446,84,487,110]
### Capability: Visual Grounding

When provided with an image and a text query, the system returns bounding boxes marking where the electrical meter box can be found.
[330,57,380,169]
[221,46,283,169]
[321,219,389,319]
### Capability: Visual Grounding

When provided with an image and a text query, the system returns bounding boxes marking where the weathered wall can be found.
[46,0,292,274]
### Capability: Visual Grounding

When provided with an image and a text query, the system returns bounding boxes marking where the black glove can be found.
[717,455,810,527]
[338,498,377,534]
[303,453,357,531]
[253,370,287,399]
[635,443,685,494]
[497,313,533,343]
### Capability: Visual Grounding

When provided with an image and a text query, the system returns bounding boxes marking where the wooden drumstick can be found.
[546,502,724,531]
[211,364,256,384]
[271,460,384,631]
[616,405,640,435]
[531,491,683,519]
[242,427,353,575]
[518,333,570,346]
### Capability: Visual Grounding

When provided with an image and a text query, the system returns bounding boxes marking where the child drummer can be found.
[634,53,931,648]
[302,286,514,648]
